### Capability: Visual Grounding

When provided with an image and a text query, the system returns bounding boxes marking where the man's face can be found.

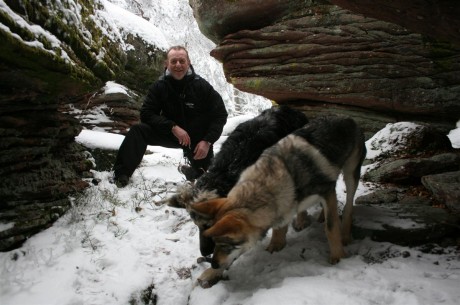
[166,49,190,80]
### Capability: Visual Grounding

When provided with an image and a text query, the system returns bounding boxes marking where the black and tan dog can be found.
[166,105,308,256]
[190,115,366,288]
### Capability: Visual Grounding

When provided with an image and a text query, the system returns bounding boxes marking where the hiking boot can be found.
[112,174,129,188]
[179,165,204,182]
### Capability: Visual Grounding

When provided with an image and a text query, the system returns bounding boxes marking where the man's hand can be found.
[172,125,191,147]
[193,140,211,160]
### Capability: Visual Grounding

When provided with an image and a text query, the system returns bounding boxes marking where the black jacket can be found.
[140,66,228,145]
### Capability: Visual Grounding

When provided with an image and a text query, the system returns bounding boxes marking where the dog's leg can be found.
[341,144,363,245]
[317,208,325,223]
[341,174,357,245]
[197,267,225,288]
[292,210,311,231]
[322,191,346,264]
[266,225,288,253]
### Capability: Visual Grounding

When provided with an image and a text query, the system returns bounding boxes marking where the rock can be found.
[355,186,432,206]
[422,171,460,213]
[329,0,460,47]
[366,122,454,162]
[64,89,142,135]
[88,148,118,172]
[364,153,460,184]
[355,188,400,205]
[352,202,460,246]
[190,0,460,129]
[189,0,303,43]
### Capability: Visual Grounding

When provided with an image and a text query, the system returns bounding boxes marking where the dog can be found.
[189,115,366,288]
[166,105,309,256]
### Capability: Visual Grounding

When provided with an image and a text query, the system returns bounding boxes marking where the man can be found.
[112,46,228,187]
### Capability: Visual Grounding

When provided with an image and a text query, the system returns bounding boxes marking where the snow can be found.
[447,119,460,148]
[98,0,169,51]
[104,81,130,95]
[366,122,421,160]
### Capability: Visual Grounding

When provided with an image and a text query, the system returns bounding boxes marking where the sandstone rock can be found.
[65,90,141,135]
[330,0,460,47]
[366,122,454,161]
[190,0,460,129]
[352,202,459,246]
[422,171,460,213]
[364,153,460,184]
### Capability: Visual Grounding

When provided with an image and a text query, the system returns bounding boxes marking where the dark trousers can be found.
[113,123,213,178]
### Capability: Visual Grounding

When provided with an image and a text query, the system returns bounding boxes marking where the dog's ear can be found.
[203,214,246,239]
[189,198,227,219]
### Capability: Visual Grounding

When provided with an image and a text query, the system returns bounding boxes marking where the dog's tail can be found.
[155,182,195,209]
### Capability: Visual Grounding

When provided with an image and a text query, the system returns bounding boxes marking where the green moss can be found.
[0,28,99,100]
[13,0,125,82]
[245,78,263,90]
[0,9,35,41]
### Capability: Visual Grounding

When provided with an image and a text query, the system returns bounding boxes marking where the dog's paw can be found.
[292,211,312,232]
[197,267,224,288]
[329,249,347,265]
[266,241,286,253]
[341,234,353,246]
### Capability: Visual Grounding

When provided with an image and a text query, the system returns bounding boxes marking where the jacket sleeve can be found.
[201,82,228,144]
[140,82,176,132]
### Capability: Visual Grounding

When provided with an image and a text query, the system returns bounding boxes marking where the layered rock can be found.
[190,0,460,134]
[329,0,460,48]
[0,0,164,250]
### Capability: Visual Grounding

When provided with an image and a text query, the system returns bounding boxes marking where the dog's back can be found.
[276,116,366,202]
[251,115,366,246]
[195,105,309,197]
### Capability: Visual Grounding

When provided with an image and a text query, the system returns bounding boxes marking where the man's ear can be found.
[189,198,227,220]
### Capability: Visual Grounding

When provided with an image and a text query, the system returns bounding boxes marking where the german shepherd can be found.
[190,115,366,288]
[165,105,308,256]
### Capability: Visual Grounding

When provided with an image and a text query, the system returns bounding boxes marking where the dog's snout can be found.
[199,232,215,256]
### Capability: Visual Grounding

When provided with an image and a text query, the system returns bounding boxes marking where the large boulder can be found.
[190,0,460,133]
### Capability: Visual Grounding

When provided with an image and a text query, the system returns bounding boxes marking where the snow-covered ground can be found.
[1,99,459,304]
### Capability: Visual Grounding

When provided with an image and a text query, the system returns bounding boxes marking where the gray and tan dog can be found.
[166,105,308,256]
[189,115,366,288]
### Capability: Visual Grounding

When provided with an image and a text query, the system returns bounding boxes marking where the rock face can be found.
[190,0,460,133]
[0,0,164,250]
[329,0,460,48]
